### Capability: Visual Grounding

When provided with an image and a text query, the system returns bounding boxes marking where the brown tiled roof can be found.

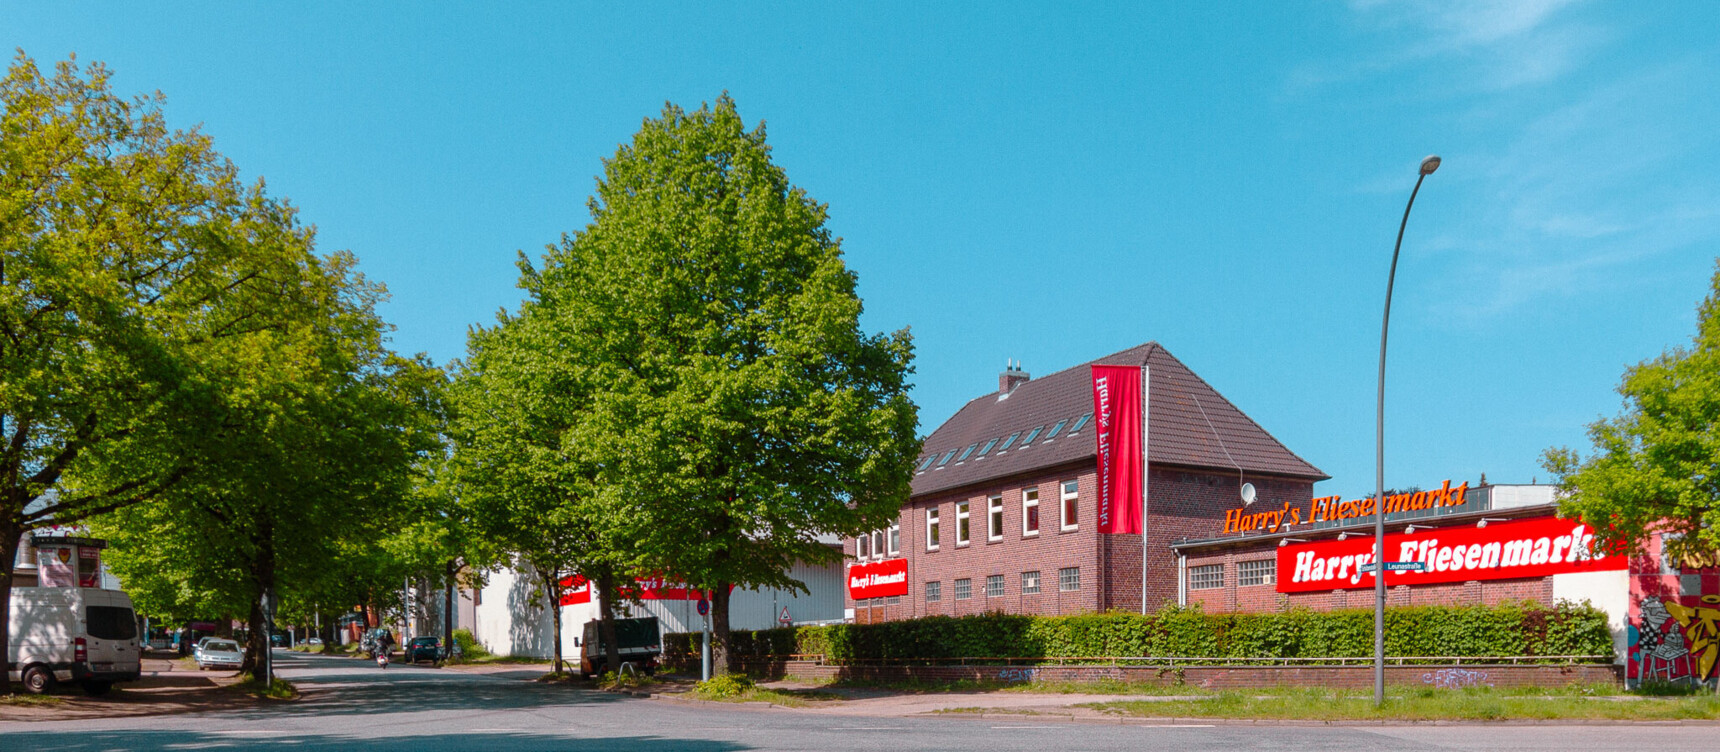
[910,342,1326,498]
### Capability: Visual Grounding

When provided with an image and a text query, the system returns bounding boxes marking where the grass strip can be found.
[1088,686,1720,722]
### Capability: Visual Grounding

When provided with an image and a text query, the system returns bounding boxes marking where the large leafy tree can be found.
[92,254,447,682]
[0,53,337,690]
[1545,262,1720,560]
[451,303,641,675]
[535,96,920,671]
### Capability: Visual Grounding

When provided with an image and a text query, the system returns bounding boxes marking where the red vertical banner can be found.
[1091,365,1144,534]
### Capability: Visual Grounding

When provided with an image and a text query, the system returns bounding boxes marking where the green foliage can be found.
[1545,261,1720,558]
[452,628,490,659]
[662,602,1614,669]
[693,673,756,699]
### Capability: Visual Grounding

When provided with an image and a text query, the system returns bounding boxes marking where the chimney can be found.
[998,359,1031,396]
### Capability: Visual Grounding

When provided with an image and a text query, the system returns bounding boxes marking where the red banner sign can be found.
[1276,516,1626,593]
[557,574,723,605]
[847,558,908,600]
[1091,365,1144,535]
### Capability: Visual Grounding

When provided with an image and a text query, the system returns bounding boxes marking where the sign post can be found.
[698,596,712,682]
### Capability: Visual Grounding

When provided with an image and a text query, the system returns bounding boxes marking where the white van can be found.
[7,586,143,695]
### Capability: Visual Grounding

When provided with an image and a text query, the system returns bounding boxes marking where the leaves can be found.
[1545,261,1720,559]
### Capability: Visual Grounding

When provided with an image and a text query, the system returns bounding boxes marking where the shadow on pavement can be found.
[0,729,754,751]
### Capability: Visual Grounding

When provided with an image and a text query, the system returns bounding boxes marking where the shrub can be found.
[453,628,490,659]
[665,601,1614,666]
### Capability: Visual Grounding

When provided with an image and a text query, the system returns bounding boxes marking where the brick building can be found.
[844,342,1326,623]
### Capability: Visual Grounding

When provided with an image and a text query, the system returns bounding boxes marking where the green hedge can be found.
[662,601,1613,669]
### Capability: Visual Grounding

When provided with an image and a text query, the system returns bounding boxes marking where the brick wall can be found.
[744,660,1619,689]
[1183,544,1557,614]
[845,463,1314,621]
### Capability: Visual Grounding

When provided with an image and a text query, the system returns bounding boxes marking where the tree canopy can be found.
[1546,261,1720,560]
[454,95,920,671]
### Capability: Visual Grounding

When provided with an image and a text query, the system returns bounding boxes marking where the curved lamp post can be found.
[1374,154,1441,707]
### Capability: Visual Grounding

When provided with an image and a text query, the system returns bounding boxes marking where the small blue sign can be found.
[1385,561,1427,572]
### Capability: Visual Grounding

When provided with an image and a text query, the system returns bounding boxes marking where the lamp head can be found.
[1420,155,1442,175]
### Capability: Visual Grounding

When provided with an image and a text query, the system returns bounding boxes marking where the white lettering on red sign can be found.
[1275,516,1625,594]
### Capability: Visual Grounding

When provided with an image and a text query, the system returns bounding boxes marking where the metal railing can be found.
[748,654,1610,667]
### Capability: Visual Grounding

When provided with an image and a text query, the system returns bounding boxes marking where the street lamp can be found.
[1374,153,1440,707]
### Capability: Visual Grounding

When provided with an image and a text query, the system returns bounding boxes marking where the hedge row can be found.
[662,602,1613,668]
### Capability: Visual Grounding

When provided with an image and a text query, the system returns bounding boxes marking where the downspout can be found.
[1177,551,1187,607]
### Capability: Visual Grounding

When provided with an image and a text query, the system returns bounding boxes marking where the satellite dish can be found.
[1240,483,1257,505]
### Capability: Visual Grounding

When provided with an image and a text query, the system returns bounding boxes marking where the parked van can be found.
[578,616,661,675]
[6,586,143,695]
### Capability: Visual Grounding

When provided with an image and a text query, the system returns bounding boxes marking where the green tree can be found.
[1545,262,1720,560]
[534,96,921,671]
[92,253,446,681]
[0,53,337,691]
[450,303,642,675]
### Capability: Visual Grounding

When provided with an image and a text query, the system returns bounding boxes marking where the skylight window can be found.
[976,438,998,457]
[1068,413,1092,434]
[1044,419,1069,440]
[936,450,957,467]
[917,456,937,472]
[999,431,1021,451]
[957,443,979,462]
[1020,426,1043,445]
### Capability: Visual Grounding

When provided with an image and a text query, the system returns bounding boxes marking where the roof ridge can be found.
[1148,346,1326,479]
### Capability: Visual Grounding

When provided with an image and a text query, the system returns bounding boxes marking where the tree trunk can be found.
[597,571,621,676]
[443,560,456,660]
[542,564,563,674]
[0,520,21,694]
[244,522,276,684]
[712,581,734,674]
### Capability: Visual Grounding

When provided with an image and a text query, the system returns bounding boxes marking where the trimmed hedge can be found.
[662,601,1612,669]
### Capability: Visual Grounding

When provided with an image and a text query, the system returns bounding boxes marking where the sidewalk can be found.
[0,652,253,723]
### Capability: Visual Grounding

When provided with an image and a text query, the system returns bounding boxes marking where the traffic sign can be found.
[696,598,709,616]
[778,606,791,625]
[1359,561,1427,574]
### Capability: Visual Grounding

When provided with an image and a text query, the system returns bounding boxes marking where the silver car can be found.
[194,639,245,671]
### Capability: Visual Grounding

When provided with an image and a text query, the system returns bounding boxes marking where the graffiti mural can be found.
[1628,533,1720,689]
[1421,668,1492,689]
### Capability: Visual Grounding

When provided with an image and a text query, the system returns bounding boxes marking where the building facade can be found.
[846,342,1327,623]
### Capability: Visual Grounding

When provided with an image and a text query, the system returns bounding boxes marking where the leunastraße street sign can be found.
[1358,561,1428,574]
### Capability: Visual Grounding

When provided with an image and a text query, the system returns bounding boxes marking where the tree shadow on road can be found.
[0,729,754,751]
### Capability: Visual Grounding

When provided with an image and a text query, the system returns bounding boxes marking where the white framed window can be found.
[1058,567,1080,592]
[925,581,942,602]
[954,578,972,600]
[888,523,900,556]
[956,500,971,546]
[1022,487,1040,536]
[1060,480,1079,531]
[856,534,870,559]
[1052,567,1080,591]
[1190,564,1225,590]
[926,508,940,551]
[987,495,1004,542]
[1022,570,1041,594]
[985,575,1005,597]
[1238,560,1274,587]
[871,530,884,560]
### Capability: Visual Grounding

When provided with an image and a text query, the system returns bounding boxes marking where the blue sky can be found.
[8,1,1718,498]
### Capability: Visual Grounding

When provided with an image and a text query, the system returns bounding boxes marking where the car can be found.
[194,638,245,671]
[403,636,441,664]
[306,637,324,646]
[269,632,287,647]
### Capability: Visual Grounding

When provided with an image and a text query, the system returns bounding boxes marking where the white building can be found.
[466,558,845,663]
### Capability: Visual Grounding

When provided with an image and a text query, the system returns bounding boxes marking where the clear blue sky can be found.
[8,1,1718,498]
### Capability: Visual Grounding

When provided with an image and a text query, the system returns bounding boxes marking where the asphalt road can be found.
[1,650,1714,751]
